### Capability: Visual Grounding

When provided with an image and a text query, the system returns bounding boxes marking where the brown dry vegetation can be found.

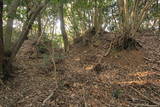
[0,33,160,107]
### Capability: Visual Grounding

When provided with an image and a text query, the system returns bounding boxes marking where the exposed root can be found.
[112,36,142,51]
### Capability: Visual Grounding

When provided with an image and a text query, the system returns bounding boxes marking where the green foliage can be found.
[52,34,63,48]
[3,0,12,5]
[3,0,160,55]
[16,7,27,21]
[37,44,48,54]
[112,89,124,99]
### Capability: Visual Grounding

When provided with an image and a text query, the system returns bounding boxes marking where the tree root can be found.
[112,36,142,51]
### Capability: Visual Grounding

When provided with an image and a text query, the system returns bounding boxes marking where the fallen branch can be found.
[130,86,160,106]
[42,66,58,106]
[144,57,160,65]
[42,87,57,106]
[145,86,160,99]
[104,41,112,57]
[152,67,160,72]
[130,103,159,107]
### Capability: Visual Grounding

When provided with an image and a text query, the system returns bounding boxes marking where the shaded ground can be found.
[0,34,160,107]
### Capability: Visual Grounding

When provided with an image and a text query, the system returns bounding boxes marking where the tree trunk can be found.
[4,0,19,54]
[93,0,98,32]
[38,14,42,37]
[1,0,20,79]
[93,0,103,33]
[0,0,4,79]
[156,0,160,32]
[158,18,160,33]
[59,1,69,53]
[11,2,47,58]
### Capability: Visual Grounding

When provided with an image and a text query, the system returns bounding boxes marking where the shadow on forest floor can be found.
[0,33,160,107]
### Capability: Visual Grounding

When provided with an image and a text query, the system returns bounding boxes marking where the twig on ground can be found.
[144,57,160,65]
[82,87,88,107]
[152,67,160,72]
[130,86,160,106]
[42,70,58,106]
[144,86,160,99]
[130,103,159,107]
[104,41,112,57]
[42,87,57,106]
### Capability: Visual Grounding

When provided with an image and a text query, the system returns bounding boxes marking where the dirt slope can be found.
[0,34,160,107]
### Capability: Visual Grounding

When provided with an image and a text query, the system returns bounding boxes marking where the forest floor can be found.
[0,33,160,107]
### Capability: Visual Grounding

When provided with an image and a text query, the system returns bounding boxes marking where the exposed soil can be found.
[0,33,160,107]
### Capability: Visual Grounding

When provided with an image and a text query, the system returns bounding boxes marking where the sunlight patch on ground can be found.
[128,71,160,77]
[85,65,94,71]
[114,80,160,85]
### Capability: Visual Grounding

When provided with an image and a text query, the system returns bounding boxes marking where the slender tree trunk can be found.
[93,0,98,31]
[38,14,42,37]
[59,1,69,53]
[4,0,19,55]
[0,0,4,79]
[51,25,56,72]
[93,0,103,33]
[158,18,160,33]
[158,0,160,32]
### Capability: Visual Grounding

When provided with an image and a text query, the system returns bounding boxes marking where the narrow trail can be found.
[0,35,160,107]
